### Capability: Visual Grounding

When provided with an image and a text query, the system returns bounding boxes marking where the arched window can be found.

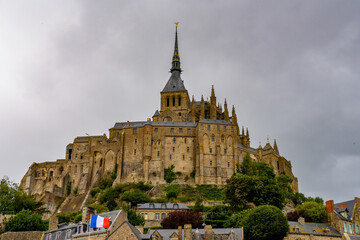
[221,135,225,143]
[211,135,215,142]
[173,97,176,106]
[167,97,170,107]
[178,96,181,106]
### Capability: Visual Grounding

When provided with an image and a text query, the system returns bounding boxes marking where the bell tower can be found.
[160,23,190,122]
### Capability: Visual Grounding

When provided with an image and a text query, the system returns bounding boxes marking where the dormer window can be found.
[161,203,166,209]
[150,203,155,208]
[173,203,179,209]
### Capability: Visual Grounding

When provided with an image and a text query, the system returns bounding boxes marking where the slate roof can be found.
[288,221,341,237]
[199,119,233,125]
[137,202,189,210]
[161,71,187,93]
[349,235,360,240]
[334,199,355,221]
[43,223,83,240]
[238,143,257,152]
[147,228,243,240]
[152,110,160,117]
[113,121,197,128]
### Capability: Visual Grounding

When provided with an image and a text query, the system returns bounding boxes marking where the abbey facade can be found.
[20,25,298,211]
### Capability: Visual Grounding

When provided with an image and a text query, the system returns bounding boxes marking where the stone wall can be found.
[0,231,43,240]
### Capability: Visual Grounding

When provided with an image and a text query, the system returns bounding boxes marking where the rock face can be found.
[20,26,298,215]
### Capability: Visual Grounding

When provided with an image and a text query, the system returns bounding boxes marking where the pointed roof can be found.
[162,23,187,93]
[152,109,160,117]
[274,139,279,154]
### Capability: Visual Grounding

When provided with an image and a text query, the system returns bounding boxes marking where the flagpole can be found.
[89,215,91,240]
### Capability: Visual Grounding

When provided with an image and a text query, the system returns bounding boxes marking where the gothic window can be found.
[134,149,136,156]
[133,128,137,134]
[80,153,83,159]
[179,112,181,116]
[210,161,212,166]
[157,151,160,157]
[187,147,189,152]
[135,139,137,144]
[50,171,54,177]
[154,128,158,133]
[179,128,183,133]
[178,96,181,106]
[209,148,212,153]
[205,110,210,119]
[224,149,227,154]
[211,135,215,142]
[173,147,175,152]
[173,97,175,106]
[171,128,174,134]
[221,135,225,143]
[167,97,170,107]
[173,137,176,143]
[158,140,161,145]
[277,161,280,170]
[75,154,78,159]
[100,159,103,167]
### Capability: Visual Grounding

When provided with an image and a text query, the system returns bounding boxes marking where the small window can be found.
[224,126,227,131]
[158,140,161,145]
[173,147,175,152]
[228,162,230,167]
[221,135,225,143]
[209,148,212,153]
[134,149,137,155]
[145,213,148,220]
[154,128,158,133]
[66,229,72,238]
[117,132,120,138]
[224,149,227,154]
[173,137,176,143]
[170,154,172,160]
[161,213,166,219]
[178,96,181,106]
[211,135,215,142]
[173,203,179,209]
[157,151,160,157]
[231,127,234,132]
[171,128,174,134]
[75,153,78,159]
[55,232,61,240]
[201,124,204,130]
[187,128,191,134]
[50,171,54,177]
[179,112,181,116]
[133,128,137,134]
[217,126,220,131]
[173,97,176,106]
[207,125,211,130]
[155,213,160,220]
[78,226,82,234]
[167,97,170,107]
[183,155,185,160]
[185,138,187,143]
[187,147,189,153]
[210,161,212,166]
[80,153,83,159]
[179,128,183,133]
[135,139,137,144]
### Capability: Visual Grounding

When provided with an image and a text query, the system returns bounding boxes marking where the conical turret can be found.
[273,139,279,154]
[224,99,229,121]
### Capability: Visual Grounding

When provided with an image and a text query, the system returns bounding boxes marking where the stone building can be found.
[136,203,190,228]
[20,24,298,214]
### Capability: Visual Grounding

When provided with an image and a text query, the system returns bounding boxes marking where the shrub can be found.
[98,178,114,190]
[4,209,49,232]
[57,210,82,224]
[242,205,289,240]
[121,204,145,226]
[121,189,149,206]
[90,187,100,197]
[190,170,195,178]
[295,201,326,223]
[164,165,177,183]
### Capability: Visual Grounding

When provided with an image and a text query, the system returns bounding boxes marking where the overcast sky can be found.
[1,1,359,203]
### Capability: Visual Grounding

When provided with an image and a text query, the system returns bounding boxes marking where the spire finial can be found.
[171,22,181,73]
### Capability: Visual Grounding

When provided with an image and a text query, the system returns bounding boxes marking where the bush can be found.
[121,189,149,206]
[164,165,177,183]
[121,204,145,226]
[4,209,49,232]
[90,187,101,197]
[190,170,195,178]
[242,205,289,240]
[57,210,82,224]
[224,208,254,228]
[295,201,326,223]
[98,178,114,190]
[66,182,71,196]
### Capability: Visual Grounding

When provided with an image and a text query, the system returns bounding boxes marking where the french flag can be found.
[90,215,110,229]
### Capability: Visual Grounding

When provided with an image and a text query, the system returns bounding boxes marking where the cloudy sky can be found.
[1,1,359,203]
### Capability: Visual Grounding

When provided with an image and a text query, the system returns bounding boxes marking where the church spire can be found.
[171,22,181,73]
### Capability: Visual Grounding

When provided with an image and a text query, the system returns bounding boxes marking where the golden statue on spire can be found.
[174,22,179,27]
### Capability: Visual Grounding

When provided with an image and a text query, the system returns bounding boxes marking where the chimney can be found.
[178,226,182,240]
[298,217,305,225]
[326,200,334,213]
[184,224,192,240]
[204,225,213,240]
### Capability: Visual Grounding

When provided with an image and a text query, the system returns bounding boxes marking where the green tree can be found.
[224,208,254,228]
[240,153,254,175]
[205,205,231,228]
[295,201,326,223]
[4,209,49,232]
[242,205,289,240]
[0,176,17,212]
[122,204,145,226]
[164,165,177,183]
[121,189,149,206]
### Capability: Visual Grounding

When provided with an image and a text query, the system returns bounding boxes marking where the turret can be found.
[224,99,229,121]
[210,85,217,119]
[200,95,205,120]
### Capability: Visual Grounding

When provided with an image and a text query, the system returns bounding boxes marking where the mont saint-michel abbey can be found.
[21,25,298,212]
